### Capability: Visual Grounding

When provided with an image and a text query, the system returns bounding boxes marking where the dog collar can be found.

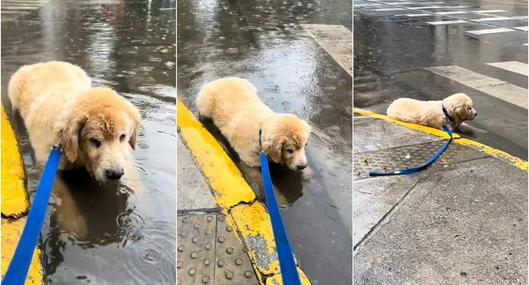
[442,105,455,123]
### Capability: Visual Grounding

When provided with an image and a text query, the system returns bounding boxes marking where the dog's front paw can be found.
[301,167,313,181]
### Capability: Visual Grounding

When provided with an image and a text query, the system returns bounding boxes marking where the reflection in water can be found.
[1,0,176,284]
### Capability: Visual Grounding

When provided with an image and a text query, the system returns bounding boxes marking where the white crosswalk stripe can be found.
[354,4,383,7]
[472,10,507,13]
[426,65,528,109]
[486,61,528,76]
[514,26,529,31]
[1,0,49,21]
[435,11,468,15]
[427,20,467,25]
[373,8,406,11]
[408,6,443,9]
[472,16,528,22]
[400,13,432,17]
[465,27,515,36]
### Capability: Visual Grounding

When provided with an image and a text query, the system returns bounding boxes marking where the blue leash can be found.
[369,125,453,176]
[259,130,301,285]
[3,145,62,285]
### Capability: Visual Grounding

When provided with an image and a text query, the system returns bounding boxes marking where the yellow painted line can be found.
[1,104,42,284]
[1,105,29,217]
[456,138,528,171]
[1,218,42,285]
[177,98,312,284]
[354,107,528,171]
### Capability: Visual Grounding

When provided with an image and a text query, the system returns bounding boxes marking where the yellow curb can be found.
[228,203,279,276]
[456,138,528,171]
[267,269,311,285]
[177,98,312,284]
[177,99,256,209]
[1,104,42,284]
[1,218,42,285]
[354,108,528,171]
[1,105,29,217]
[354,107,460,140]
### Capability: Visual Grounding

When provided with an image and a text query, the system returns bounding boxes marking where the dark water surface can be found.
[1,0,176,284]
[177,0,352,284]
[354,0,528,159]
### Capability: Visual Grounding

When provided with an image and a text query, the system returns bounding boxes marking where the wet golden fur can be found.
[8,61,141,182]
[196,77,311,171]
[386,93,477,130]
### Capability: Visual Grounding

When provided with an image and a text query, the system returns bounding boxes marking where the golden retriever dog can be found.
[8,61,141,182]
[196,77,311,172]
[386,93,477,130]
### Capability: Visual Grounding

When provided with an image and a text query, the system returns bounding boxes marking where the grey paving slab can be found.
[354,116,440,154]
[353,174,422,247]
[354,157,528,285]
[177,135,216,211]
[302,24,352,75]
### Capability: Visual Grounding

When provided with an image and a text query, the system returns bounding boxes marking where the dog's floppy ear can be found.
[262,132,286,163]
[59,113,87,163]
[127,104,142,150]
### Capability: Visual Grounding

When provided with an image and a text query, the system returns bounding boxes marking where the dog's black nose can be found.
[296,164,307,170]
[105,168,124,180]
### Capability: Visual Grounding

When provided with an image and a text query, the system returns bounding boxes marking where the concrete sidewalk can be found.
[353,109,528,284]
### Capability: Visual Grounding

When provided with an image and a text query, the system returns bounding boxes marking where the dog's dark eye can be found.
[120,134,126,142]
[286,149,294,154]
[90,138,101,148]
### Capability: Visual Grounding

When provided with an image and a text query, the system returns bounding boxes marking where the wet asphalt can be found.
[178,0,352,284]
[1,0,176,284]
[354,0,528,159]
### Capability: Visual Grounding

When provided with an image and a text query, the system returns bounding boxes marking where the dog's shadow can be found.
[199,116,305,207]
[49,168,137,247]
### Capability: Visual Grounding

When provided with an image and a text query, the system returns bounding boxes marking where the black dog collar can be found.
[442,105,455,123]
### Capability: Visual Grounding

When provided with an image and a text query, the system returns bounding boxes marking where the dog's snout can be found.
[296,164,307,171]
[105,168,124,180]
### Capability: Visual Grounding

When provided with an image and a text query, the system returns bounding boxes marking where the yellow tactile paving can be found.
[353,107,528,171]
[177,98,312,284]
[1,105,29,217]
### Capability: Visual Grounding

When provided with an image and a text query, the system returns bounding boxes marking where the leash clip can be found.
[52,143,62,152]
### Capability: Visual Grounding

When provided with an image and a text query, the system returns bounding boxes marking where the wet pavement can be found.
[353,113,528,284]
[354,0,528,159]
[177,0,352,284]
[1,0,176,284]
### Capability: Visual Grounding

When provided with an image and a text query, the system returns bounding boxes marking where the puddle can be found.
[1,0,176,284]
[178,0,352,283]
